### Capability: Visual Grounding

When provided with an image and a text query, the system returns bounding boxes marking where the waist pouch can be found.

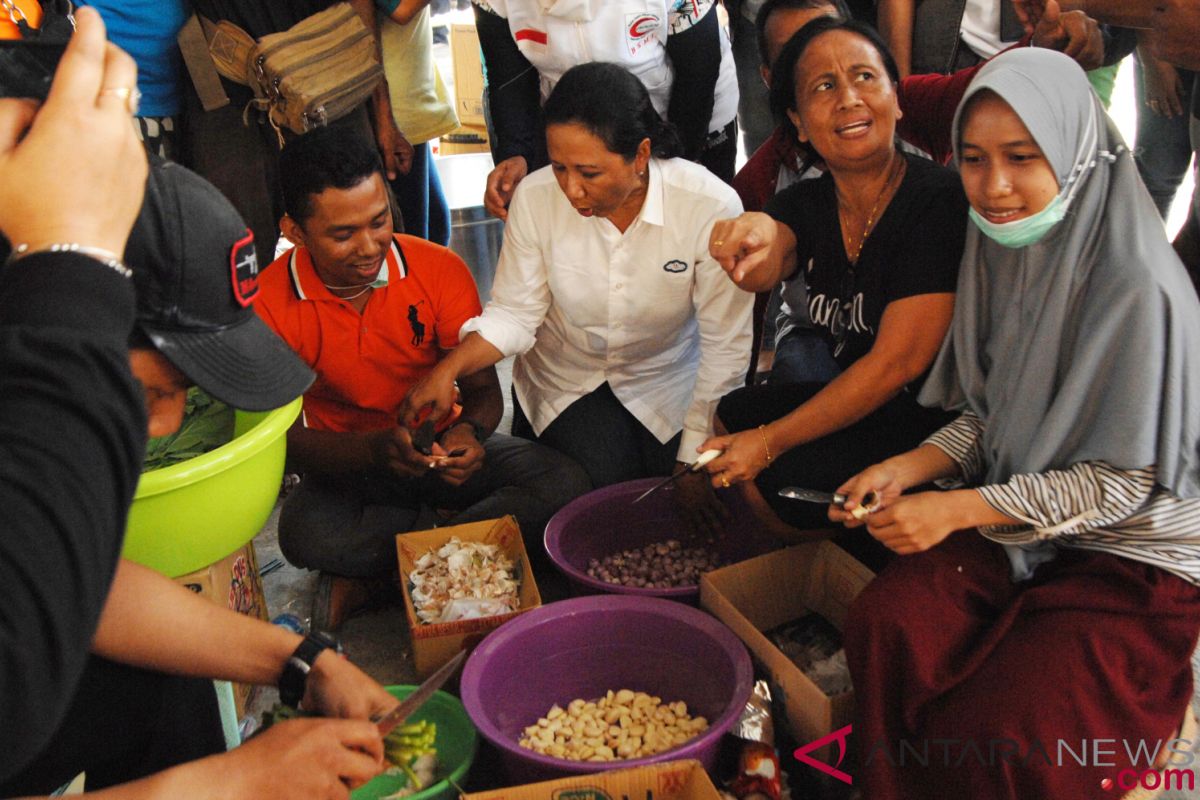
[205,3,383,141]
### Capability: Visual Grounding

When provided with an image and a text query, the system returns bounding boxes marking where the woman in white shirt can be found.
[473,0,740,219]
[403,62,752,520]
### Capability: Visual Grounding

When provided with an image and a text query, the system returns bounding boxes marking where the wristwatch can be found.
[278,631,341,708]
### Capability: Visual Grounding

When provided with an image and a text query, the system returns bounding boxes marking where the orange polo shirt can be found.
[256,234,481,433]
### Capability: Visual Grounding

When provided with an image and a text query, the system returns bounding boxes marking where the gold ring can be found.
[720,476,731,488]
[100,86,142,115]
[714,239,724,247]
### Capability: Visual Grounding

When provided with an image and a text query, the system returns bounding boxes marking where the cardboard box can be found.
[460,759,721,800]
[397,516,542,678]
[451,23,486,126]
[174,540,268,716]
[438,123,490,156]
[699,542,872,758]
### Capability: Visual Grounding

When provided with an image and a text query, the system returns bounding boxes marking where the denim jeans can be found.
[768,327,842,386]
[389,141,452,246]
[1134,57,1196,220]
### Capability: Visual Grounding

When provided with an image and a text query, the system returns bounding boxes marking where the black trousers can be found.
[717,382,953,572]
[0,656,225,795]
[511,382,680,490]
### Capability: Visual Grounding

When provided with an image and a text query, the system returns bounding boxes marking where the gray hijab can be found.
[919,48,1200,499]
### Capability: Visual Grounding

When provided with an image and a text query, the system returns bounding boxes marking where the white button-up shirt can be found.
[461,157,752,461]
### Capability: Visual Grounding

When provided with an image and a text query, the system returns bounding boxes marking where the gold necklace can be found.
[839,155,904,264]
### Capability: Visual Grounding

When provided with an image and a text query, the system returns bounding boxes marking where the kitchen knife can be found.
[631,448,723,504]
[372,649,466,737]
[778,486,880,517]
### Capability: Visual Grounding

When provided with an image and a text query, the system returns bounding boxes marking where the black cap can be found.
[125,158,314,411]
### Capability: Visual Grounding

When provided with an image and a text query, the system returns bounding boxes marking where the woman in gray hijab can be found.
[831,48,1200,799]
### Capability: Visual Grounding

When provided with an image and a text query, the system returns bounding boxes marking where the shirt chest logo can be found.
[663,259,689,273]
[408,300,426,346]
[626,13,660,55]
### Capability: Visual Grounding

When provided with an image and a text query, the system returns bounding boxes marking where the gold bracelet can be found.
[758,424,772,464]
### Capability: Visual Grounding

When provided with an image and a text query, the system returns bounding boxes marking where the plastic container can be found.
[352,685,479,800]
[122,397,302,577]
[544,477,781,603]
[460,595,754,784]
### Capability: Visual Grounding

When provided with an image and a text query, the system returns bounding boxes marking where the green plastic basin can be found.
[352,685,479,800]
[122,397,302,577]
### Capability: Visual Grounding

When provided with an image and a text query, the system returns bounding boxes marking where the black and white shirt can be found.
[765,154,967,371]
[927,411,1200,585]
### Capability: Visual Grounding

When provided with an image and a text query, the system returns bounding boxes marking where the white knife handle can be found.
[690,449,722,470]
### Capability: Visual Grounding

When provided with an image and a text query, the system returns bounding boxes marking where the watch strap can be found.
[278,631,339,708]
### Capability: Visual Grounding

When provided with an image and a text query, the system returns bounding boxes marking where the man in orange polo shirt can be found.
[256,126,589,630]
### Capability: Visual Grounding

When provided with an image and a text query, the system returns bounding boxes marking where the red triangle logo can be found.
[793,724,854,785]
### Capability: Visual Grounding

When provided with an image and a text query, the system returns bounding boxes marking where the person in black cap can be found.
[0,13,397,796]
[126,154,316,414]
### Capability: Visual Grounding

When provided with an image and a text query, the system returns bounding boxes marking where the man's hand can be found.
[1143,56,1187,118]
[429,423,485,486]
[213,717,384,797]
[371,425,435,478]
[484,156,528,220]
[0,7,147,255]
[1012,0,1049,35]
[1032,2,1104,71]
[1152,0,1200,71]
[376,114,414,180]
[303,649,398,720]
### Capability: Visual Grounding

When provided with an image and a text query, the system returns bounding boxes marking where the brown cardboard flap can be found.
[699,542,872,758]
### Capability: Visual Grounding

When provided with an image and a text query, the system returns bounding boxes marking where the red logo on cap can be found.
[230,228,259,307]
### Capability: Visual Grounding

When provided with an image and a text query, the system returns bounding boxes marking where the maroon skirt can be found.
[844,532,1200,799]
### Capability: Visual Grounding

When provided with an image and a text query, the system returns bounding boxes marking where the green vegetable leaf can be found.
[142,388,235,472]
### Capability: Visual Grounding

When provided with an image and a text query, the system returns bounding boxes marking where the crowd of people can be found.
[3,0,1200,798]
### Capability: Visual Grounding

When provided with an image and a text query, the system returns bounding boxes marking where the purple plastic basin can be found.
[460,594,753,784]
[544,477,780,602]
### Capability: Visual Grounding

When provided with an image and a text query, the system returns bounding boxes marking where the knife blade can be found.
[778,486,880,516]
[778,487,846,505]
[631,448,723,504]
[372,649,466,737]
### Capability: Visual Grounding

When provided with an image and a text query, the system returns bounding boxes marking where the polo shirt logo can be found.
[408,301,426,346]
[230,228,259,307]
[663,259,688,273]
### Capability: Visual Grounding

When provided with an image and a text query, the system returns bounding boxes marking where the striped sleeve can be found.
[975,462,1156,543]
[923,411,986,482]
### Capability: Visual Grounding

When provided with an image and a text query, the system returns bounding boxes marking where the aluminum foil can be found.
[732,679,775,745]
